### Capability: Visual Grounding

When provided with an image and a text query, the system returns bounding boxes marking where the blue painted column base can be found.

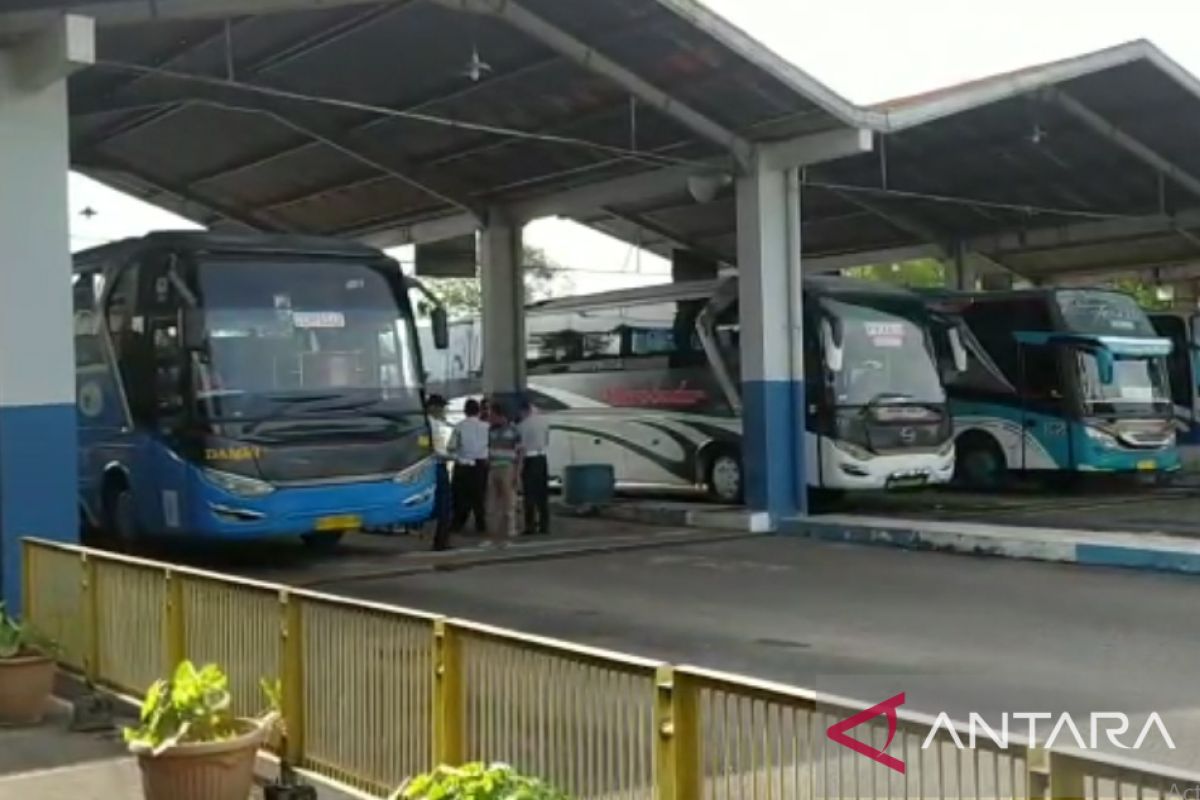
[742,379,806,522]
[0,403,78,611]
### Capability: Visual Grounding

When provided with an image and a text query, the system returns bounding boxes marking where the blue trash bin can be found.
[563,464,615,508]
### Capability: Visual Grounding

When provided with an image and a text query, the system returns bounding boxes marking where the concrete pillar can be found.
[0,17,93,610]
[479,209,526,406]
[945,244,979,291]
[737,162,805,527]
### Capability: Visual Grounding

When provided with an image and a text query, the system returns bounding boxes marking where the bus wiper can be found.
[865,392,915,406]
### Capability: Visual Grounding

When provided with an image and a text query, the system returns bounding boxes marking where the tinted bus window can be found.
[1056,290,1156,336]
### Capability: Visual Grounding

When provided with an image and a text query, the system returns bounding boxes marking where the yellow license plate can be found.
[1137,460,1157,471]
[315,514,362,532]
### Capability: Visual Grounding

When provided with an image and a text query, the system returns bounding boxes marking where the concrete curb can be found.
[300,528,752,587]
[788,514,1200,576]
[549,499,764,531]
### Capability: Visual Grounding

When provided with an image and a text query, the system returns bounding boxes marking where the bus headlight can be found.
[202,468,275,497]
[1084,426,1120,450]
[394,457,434,486]
[831,439,872,462]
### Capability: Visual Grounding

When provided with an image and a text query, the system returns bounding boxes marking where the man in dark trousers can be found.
[426,394,454,551]
[449,398,489,535]
[518,396,551,536]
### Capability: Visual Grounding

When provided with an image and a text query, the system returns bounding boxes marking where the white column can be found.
[737,161,805,527]
[0,16,93,610]
[479,209,526,404]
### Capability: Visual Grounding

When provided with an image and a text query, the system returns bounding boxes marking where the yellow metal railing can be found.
[21,538,1200,800]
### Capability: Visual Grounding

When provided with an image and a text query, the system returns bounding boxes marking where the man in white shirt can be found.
[449,397,490,534]
[518,397,552,536]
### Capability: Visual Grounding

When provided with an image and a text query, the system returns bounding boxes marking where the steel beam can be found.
[431,0,754,166]
[967,207,1200,256]
[802,244,946,273]
[357,211,480,248]
[76,154,275,232]
[1045,87,1200,203]
[510,163,700,222]
[9,14,93,90]
[759,128,873,171]
[0,1,386,35]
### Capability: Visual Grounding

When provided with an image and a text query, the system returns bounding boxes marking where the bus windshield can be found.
[1056,290,1157,336]
[192,259,424,422]
[824,298,945,407]
[1074,348,1170,416]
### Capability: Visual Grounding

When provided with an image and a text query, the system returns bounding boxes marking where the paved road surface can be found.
[330,535,1200,773]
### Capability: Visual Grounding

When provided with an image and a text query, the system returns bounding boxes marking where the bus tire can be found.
[705,449,744,504]
[103,477,141,550]
[301,532,344,551]
[954,433,1006,490]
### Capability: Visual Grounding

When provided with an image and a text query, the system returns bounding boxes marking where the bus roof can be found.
[73,231,386,270]
[527,274,925,314]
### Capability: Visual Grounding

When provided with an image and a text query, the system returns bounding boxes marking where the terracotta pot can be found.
[135,718,269,800]
[0,653,55,725]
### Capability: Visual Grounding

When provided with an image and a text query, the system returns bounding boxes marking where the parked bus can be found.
[1149,311,1200,468]
[924,288,1177,486]
[430,275,959,501]
[73,232,449,547]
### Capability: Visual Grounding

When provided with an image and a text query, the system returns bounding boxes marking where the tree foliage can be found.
[844,259,946,288]
[421,245,571,318]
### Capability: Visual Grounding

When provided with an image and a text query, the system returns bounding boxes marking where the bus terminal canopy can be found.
[7,3,1200,284]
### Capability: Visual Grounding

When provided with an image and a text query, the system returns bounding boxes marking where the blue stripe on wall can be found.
[0,402,78,611]
[742,379,805,520]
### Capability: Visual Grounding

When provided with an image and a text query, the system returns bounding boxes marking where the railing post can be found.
[163,570,186,671]
[1047,751,1086,800]
[655,666,701,800]
[81,553,100,684]
[433,618,464,767]
[280,590,306,765]
[20,539,32,619]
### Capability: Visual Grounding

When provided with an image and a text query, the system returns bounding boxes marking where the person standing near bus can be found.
[518,397,551,536]
[426,394,454,551]
[449,398,489,535]
[484,399,523,548]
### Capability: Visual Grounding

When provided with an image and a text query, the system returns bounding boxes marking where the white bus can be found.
[427,275,959,502]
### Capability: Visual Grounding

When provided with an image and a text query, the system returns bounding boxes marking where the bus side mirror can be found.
[948,327,968,373]
[820,317,844,373]
[431,306,450,350]
[1097,348,1116,385]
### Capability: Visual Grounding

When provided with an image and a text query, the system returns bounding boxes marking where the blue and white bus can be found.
[925,288,1178,486]
[73,232,448,548]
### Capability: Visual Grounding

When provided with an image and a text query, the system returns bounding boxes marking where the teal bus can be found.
[924,288,1177,486]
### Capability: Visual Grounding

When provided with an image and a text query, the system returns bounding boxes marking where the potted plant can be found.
[124,660,278,800]
[393,762,571,800]
[0,602,58,725]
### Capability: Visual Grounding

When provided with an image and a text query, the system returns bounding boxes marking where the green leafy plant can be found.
[393,763,571,800]
[124,660,278,756]
[0,602,57,659]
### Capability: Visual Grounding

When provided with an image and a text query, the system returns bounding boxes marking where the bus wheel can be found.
[301,532,344,551]
[955,435,1005,490]
[108,486,141,550]
[707,451,744,504]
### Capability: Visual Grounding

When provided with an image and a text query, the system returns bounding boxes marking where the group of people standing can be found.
[425,394,551,551]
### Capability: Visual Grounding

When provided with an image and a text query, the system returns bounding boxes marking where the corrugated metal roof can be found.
[11,1,1200,281]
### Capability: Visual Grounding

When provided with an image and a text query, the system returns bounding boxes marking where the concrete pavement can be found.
[328,533,1200,773]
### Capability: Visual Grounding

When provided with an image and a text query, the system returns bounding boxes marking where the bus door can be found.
[1150,314,1196,443]
[1016,338,1071,471]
